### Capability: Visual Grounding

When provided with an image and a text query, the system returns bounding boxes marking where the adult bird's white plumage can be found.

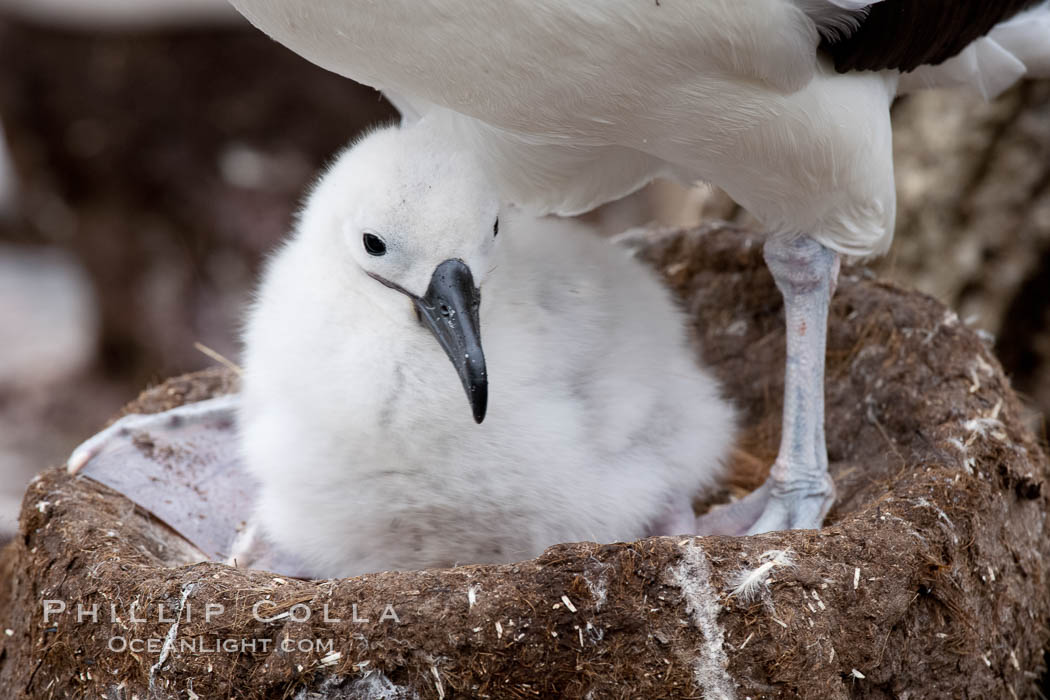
[228,0,1050,534]
[236,122,734,577]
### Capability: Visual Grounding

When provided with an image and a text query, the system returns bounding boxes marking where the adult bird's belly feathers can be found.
[230,0,1050,256]
[231,1,900,253]
[228,0,1050,536]
[237,121,735,578]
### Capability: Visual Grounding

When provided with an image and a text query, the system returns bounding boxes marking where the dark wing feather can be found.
[822,0,1043,73]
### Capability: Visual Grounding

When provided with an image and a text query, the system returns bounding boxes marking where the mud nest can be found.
[2,225,1048,699]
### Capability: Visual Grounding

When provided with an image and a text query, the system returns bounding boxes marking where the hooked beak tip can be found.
[472,385,487,424]
[415,258,488,424]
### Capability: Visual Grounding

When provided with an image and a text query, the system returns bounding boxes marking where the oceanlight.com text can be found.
[106,636,336,654]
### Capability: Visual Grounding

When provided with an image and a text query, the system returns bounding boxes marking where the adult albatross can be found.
[227,0,1050,534]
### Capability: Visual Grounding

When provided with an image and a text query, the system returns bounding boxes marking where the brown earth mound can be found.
[1,225,1048,698]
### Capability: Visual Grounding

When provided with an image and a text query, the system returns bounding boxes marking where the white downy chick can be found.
[238,119,735,578]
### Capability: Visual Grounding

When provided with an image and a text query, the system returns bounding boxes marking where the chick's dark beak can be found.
[414,259,487,423]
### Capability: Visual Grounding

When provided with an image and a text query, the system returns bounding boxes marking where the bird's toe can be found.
[694,482,772,536]
[696,474,834,536]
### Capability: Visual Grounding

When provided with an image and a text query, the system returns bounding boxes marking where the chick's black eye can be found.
[363,233,387,256]
[493,218,499,237]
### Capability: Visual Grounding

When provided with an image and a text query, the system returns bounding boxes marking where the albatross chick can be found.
[238,121,734,577]
[68,120,735,578]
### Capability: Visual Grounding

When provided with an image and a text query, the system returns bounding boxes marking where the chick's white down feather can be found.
[238,122,735,578]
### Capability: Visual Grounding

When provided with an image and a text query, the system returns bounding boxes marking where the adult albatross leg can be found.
[698,235,839,535]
